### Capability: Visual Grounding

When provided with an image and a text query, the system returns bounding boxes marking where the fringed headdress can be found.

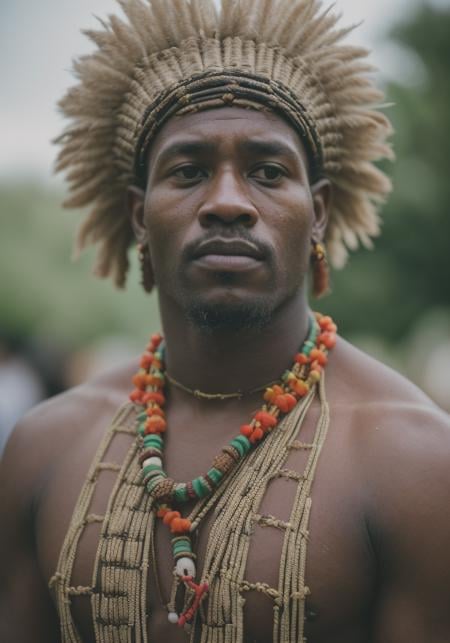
[56,0,394,288]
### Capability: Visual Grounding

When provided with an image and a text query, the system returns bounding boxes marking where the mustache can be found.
[182,228,274,263]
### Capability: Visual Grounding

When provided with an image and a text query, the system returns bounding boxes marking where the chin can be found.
[183,295,275,333]
[166,268,303,332]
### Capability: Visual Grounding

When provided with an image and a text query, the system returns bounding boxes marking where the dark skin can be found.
[1,107,450,643]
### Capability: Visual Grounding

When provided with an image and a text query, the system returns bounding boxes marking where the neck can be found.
[158,290,312,397]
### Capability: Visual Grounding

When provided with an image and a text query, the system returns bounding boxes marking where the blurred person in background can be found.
[1,1,449,642]
[0,333,45,455]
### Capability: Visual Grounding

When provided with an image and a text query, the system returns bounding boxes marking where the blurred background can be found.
[1,0,449,452]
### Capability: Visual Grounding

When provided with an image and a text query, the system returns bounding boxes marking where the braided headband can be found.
[134,70,324,185]
[56,0,394,286]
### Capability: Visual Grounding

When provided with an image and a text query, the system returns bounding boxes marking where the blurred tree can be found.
[0,182,159,350]
[1,4,449,353]
[326,3,450,341]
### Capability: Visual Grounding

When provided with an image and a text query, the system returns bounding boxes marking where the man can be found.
[1,0,449,641]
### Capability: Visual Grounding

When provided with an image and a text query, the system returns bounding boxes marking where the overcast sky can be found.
[1,0,448,182]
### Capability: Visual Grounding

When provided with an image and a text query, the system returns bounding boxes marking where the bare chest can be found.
[37,403,375,643]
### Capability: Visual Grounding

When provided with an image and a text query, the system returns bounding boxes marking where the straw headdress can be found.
[55,0,394,288]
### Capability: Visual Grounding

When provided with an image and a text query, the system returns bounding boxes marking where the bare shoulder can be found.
[328,336,449,464]
[329,337,450,555]
[328,336,439,411]
[0,358,138,641]
[0,358,137,507]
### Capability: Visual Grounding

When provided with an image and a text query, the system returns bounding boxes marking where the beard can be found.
[156,227,305,333]
[176,265,284,333]
[184,294,274,333]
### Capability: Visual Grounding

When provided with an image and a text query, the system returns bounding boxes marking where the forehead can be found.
[147,106,309,164]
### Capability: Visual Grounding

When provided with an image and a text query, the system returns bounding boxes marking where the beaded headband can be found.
[134,69,324,185]
[55,0,394,288]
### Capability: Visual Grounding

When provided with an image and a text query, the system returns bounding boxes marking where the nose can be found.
[197,169,259,228]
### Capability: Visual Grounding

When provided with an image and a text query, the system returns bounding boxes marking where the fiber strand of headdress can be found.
[55,0,394,288]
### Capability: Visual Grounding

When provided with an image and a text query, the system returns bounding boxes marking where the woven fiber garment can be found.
[49,378,330,643]
[56,0,394,288]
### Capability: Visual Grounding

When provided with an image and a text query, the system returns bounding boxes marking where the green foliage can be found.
[1,4,449,354]
[0,182,159,350]
[326,4,450,341]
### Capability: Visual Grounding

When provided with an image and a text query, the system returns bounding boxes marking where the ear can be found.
[310,178,332,242]
[127,185,147,243]
[126,185,155,293]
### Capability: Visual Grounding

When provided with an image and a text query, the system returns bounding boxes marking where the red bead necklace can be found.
[130,312,337,627]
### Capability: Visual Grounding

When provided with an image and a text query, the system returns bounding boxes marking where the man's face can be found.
[136,106,329,330]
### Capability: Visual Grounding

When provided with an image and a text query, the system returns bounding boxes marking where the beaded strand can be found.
[130,312,337,627]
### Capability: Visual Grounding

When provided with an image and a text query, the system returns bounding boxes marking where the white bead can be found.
[168,611,179,624]
[142,457,162,468]
[175,557,196,578]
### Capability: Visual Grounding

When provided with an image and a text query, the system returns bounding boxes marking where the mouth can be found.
[192,238,265,261]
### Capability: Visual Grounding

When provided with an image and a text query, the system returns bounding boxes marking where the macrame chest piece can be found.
[129,313,336,630]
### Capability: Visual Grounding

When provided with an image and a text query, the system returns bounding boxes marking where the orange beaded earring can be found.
[311,241,330,298]
[137,243,154,293]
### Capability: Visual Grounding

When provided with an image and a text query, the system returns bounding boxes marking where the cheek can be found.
[143,189,198,282]
[146,223,179,286]
[280,229,312,284]
[145,184,200,235]
[268,194,314,275]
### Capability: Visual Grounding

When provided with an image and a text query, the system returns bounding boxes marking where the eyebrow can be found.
[153,141,216,167]
[239,139,301,162]
[153,138,302,167]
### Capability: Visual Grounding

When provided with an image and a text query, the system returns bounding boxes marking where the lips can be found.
[192,238,264,260]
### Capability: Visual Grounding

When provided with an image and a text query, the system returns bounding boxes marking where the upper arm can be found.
[0,419,60,642]
[363,406,450,642]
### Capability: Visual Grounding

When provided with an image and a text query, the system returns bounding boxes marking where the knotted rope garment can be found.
[50,376,330,642]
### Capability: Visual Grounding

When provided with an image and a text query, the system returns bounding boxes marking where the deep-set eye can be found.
[251,164,286,182]
[173,165,206,181]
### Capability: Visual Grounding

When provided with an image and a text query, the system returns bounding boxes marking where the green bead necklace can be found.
[129,312,337,626]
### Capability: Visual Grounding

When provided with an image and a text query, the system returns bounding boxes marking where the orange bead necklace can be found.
[130,312,337,626]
